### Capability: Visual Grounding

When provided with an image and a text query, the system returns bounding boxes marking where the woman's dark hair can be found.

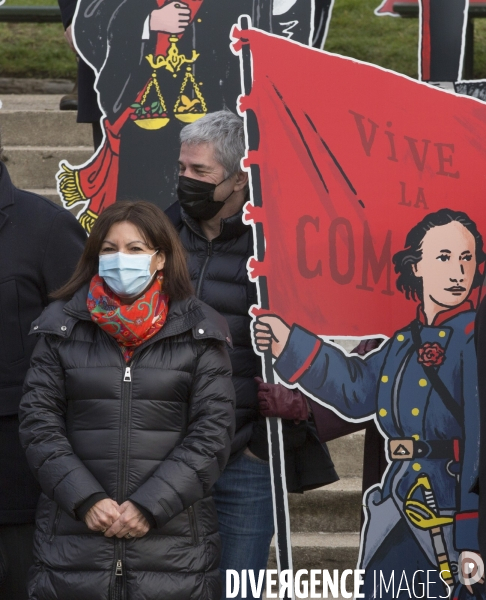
[52,201,193,300]
[393,208,486,302]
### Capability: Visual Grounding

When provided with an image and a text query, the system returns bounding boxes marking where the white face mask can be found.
[98,251,158,297]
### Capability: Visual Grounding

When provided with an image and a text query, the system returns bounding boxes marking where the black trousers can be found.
[0,523,35,600]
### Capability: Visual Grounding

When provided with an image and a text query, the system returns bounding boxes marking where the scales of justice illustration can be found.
[131,36,207,130]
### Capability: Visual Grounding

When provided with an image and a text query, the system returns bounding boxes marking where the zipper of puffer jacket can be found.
[111,540,123,600]
[112,360,133,600]
[187,505,199,545]
[118,363,132,505]
[195,240,212,298]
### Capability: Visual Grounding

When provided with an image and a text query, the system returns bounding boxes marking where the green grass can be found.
[325,3,419,78]
[0,0,77,79]
[474,21,486,77]
[325,2,486,79]
[0,0,485,80]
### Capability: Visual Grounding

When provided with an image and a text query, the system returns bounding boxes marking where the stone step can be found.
[326,431,364,479]
[268,532,360,574]
[0,110,92,147]
[289,478,362,533]
[0,80,73,96]
[0,95,64,111]
[3,146,92,189]
[263,530,361,600]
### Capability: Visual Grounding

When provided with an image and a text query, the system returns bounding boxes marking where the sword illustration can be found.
[405,474,454,595]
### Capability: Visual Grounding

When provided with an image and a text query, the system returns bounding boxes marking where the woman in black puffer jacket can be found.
[18,201,235,600]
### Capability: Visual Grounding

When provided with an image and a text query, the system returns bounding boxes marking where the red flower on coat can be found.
[417,342,445,367]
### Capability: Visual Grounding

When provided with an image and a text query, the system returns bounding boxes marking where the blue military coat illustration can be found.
[274,301,480,597]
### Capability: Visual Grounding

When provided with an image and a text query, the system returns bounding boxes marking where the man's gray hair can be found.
[180,110,245,176]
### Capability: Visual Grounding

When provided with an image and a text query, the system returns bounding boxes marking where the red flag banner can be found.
[232,25,486,338]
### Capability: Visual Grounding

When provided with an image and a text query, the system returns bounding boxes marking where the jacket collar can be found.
[416,300,474,327]
[63,282,91,321]
[181,207,250,242]
[0,162,15,232]
[30,282,232,347]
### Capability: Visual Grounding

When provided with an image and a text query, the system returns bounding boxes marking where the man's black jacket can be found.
[167,203,338,492]
[0,162,86,523]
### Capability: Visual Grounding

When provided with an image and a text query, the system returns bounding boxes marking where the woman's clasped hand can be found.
[84,499,150,538]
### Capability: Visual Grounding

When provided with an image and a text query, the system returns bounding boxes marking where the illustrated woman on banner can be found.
[254,209,486,599]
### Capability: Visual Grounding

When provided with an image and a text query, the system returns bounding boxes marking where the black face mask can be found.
[177,175,233,221]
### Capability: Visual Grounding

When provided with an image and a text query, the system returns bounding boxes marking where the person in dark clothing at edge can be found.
[166,110,338,600]
[474,290,486,565]
[0,130,87,600]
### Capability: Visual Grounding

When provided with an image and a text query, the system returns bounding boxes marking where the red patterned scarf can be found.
[87,273,169,362]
